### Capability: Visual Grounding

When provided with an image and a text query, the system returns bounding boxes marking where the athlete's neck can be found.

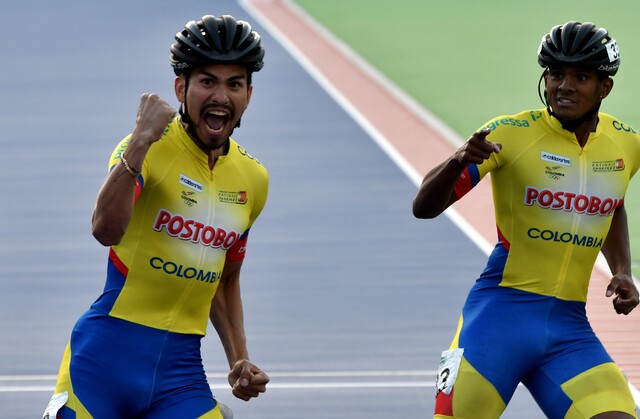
[547,106,599,147]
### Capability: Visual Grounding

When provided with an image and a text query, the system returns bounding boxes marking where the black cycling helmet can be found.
[170,15,265,75]
[537,21,620,76]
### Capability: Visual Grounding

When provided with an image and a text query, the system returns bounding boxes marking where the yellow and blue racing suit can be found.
[434,109,640,418]
[49,117,268,418]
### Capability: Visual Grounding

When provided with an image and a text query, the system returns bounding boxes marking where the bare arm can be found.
[92,94,176,246]
[601,204,639,315]
[210,259,269,401]
[413,128,501,219]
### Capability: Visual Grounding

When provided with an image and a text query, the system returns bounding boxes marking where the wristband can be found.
[120,154,141,178]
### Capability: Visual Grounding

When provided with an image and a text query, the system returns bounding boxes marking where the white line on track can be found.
[241,0,493,257]
[240,0,640,408]
[0,371,437,393]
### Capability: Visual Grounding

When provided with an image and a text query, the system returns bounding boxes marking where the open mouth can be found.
[556,97,576,105]
[203,110,229,134]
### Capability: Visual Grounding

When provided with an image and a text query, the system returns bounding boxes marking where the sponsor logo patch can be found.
[483,117,530,131]
[153,209,241,250]
[524,186,622,216]
[592,159,625,172]
[181,190,198,207]
[541,151,571,166]
[179,174,203,193]
[219,191,247,205]
[544,165,565,180]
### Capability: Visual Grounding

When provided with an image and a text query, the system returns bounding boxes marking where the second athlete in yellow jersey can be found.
[454,109,639,302]
[435,108,640,418]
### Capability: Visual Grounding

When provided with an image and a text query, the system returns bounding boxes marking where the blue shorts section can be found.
[67,309,215,417]
[58,406,75,418]
[459,281,613,416]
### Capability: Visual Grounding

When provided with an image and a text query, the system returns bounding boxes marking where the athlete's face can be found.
[175,64,253,149]
[544,66,612,121]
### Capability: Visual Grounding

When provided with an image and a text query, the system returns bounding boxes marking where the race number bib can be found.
[42,392,68,419]
[605,39,620,62]
[435,348,464,397]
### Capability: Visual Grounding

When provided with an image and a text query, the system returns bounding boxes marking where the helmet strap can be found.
[537,69,601,132]
[537,70,548,108]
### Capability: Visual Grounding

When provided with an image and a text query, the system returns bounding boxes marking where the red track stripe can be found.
[246,0,640,390]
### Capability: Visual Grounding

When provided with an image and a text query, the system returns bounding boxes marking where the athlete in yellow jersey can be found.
[413,22,640,418]
[44,15,269,418]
